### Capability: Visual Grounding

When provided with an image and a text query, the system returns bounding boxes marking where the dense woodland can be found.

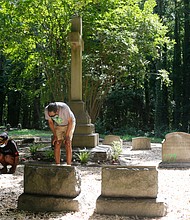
[0,0,189,137]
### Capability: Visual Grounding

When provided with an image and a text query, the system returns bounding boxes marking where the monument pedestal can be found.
[69,101,99,147]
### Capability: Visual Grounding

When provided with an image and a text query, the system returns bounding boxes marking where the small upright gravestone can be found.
[102,135,123,146]
[159,132,190,168]
[132,137,151,150]
[18,163,81,212]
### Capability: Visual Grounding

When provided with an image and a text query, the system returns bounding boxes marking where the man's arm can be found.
[65,117,73,141]
[48,119,58,144]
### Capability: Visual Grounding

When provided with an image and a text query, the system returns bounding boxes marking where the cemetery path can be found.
[0,142,190,220]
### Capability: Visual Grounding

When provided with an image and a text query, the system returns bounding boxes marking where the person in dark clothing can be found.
[0,132,19,174]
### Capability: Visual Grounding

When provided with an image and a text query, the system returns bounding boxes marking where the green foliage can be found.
[4,129,51,138]
[75,149,91,164]
[111,141,122,161]
[29,145,39,154]
[45,150,54,161]
[0,0,175,134]
[81,0,172,122]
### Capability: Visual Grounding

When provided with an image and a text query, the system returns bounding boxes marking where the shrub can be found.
[76,148,91,164]
[29,145,39,155]
[45,150,54,161]
[111,141,122,162]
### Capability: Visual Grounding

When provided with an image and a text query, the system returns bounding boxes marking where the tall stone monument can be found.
[69,16,99,147]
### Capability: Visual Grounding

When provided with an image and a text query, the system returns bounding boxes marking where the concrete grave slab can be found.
[96,197,167,217]
[18,194,80,212]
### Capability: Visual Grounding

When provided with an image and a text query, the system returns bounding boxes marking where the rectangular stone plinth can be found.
[18,193,80,212]
[24,164,81,197]
[75,123,95,134]
[101,166,158,198]
[72,133,99,147]
[159,162,190,168]
[96,196,167,217]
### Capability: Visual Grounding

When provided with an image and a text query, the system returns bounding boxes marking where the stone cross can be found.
[69,16,84,101]
[68,17,99,148]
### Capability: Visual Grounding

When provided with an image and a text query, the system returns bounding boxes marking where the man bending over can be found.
[45,102,76,165]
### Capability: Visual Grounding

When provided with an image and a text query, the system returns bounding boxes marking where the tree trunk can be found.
[172,0,182,130]
[182,0,190,131]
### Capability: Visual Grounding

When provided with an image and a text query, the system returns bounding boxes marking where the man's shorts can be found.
[55,123,76,141]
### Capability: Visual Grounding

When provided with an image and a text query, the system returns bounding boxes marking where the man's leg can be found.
[65,123,75,165]
[65,140,72,165]
[54,140,62,164]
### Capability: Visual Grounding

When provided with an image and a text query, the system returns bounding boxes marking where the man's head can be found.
[0,132,8,147]
[47,103,58,117]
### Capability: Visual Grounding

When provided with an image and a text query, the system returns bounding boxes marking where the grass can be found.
[0,129,51,138]
[121,134,163,143]
[0,129,163,143]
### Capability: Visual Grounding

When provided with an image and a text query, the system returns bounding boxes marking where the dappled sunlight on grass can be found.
[0,129,51,138]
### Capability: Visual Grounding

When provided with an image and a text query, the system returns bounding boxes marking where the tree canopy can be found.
[0,0,188,137]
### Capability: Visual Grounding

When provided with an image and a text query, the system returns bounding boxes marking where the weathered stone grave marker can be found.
[159,132,190,168]
[132,137,151,150]
[18,163,81,212]
[102,135,123,146]
[96,166,167,217]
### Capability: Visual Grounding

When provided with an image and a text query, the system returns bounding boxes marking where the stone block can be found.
[18,193,80,212]
[132,137,151,150]
[72,133,99,147]
[101,166,158,198]
[24,164,81,197]
[162,132,190,163]
[96,196,167,217]
[68,32,82,45]
[69,101,91,124]
[74,123,95,134]
[91,145,112,162]
[102,135,123,146]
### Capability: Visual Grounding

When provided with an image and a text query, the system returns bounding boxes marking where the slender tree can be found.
[172,0,183,130]
[182,0,190,131]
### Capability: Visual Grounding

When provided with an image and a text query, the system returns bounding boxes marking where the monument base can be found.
[159,162,190,168]
[72,133,99,147]
[96,196,167,217]
[18,193,80,212]
[69,101,99,148]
